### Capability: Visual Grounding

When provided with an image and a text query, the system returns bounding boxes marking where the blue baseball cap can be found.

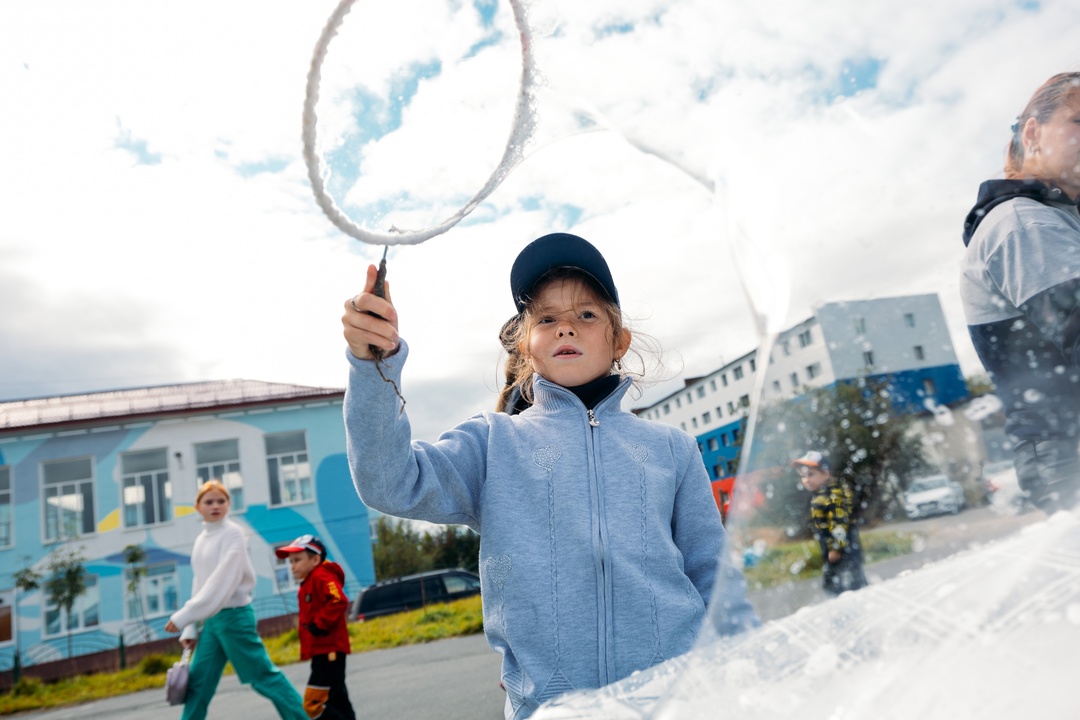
[510,233,620,312]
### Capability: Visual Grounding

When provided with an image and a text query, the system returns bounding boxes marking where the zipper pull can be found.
[588,409,600,427]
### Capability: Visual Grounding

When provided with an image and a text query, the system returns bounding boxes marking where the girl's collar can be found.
[565,374,620,410]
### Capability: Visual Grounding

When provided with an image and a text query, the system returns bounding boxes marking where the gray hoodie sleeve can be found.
[343,340,485,529]
[671,432,760,635]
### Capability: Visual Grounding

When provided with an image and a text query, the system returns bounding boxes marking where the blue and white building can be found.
[0,380,375,667]
[634,294,969,481]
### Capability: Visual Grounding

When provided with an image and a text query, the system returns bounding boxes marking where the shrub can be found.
[10,676,44,697]
[137,653,176,676]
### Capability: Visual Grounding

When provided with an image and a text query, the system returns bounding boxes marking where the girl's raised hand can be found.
[343,264,399,361]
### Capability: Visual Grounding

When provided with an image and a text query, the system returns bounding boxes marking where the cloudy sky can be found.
[3,0,1078,442]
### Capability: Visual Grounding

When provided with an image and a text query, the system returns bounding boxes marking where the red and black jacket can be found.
[297,561,352,660]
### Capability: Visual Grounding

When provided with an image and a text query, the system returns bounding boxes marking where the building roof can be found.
[0,379,345,432]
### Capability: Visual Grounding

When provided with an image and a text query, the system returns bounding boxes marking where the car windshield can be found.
[910,477,947,492]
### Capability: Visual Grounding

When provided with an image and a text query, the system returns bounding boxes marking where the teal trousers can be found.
[181,605,307,720]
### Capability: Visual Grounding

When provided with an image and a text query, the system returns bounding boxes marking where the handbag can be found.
[165,647,192,705]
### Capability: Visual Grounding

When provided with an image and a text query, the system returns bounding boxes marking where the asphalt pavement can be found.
[13,633,505,720]
[13,506,1039,719]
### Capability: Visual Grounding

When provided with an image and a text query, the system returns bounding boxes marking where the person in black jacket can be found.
[960,72,1080,514]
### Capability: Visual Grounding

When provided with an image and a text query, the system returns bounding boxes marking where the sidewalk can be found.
[746,505,1041,621]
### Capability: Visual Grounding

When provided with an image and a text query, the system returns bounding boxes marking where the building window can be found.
[709,379,717,392]
[739,394,750,408]
[703,411,712,424]
[721,373,728,387]
[715,406,723,419]
[854,317,866,334]
[923,378,937,396]
[749,358,757,372]
[0,589,13,644]
[691,417,699,429]
[45,575,99,637]
[42,457,95,541]
[721,434,731,447]
[782,340,791,356]
[806,363,822,380]
[798,330,812,348]
[680,423,687,431]
[675,397,682,409]
[121,449,172,528]
[195,439,244,511]
[686,392,693,405]
[266,432,312,507]
[727,401,736,415]
[790,372,799,389]
[904,313,916,328]
[772,380,781,393]
[663,403,670,415]
[696,386,706,399]
[712,464,724,479]
[707,437,719,451]
[127,563,179,620]
[913,345,925,360]
[697,443,703,454]
[733,366,744,381]
[862,351,875,368]
[0,466,10,548]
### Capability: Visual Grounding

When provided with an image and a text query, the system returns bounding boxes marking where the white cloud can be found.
[1,0,1078,436]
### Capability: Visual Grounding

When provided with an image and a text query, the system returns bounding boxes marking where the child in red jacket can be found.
[275,535,355,720]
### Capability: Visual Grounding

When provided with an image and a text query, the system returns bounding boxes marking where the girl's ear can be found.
[614,329,632,359]
[1022,116,1041,158]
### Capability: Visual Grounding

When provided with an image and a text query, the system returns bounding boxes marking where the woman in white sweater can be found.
[165,480,307,720]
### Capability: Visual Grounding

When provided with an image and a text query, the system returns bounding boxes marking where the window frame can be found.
[120,448,172,530]
[265,431,313,508]
[43,574,100,638]
[41,456,96,543]
[0,588,13,646]
[0,465,11,549]
[126,562,180,621]
[195,439,244,512]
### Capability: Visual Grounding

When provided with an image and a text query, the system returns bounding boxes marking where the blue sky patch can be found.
[325,60,443,202]
[235,157,290,176]
[114,123,162,165]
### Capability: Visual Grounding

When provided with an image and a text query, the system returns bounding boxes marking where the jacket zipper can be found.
[585,404,611,684]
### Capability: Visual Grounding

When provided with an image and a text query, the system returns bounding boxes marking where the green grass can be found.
[743,529,919,590]
[0,595,484,715]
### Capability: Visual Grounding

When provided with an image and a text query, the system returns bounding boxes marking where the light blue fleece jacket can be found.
[345,341,758,719]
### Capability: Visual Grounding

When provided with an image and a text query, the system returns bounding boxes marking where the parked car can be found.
[903,474,966,519]
[351,568,481,621]
[981,459,1030,515]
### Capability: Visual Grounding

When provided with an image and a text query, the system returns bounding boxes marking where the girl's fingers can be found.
[342,265,399,360]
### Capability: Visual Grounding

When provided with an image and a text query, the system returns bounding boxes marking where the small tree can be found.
[372,516,433,580]
[12,557,42,681]
[423,525,481,574]
[44,545,88,658]
[122,544,150,637]
[749,376,930,530]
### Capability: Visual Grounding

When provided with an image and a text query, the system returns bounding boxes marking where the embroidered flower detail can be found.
[627,443,649,464]
[485,554,512,589]
[532,446,561,471]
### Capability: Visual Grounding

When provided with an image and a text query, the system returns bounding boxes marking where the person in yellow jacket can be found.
[793,451,868,595]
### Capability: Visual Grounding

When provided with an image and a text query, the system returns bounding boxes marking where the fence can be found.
[0,612,298,692]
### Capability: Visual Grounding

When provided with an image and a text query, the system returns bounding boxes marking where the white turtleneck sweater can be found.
[169,517,256,640]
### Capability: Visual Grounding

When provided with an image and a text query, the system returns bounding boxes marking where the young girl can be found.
[960,72,1080,514]
[342,232,759,719]
[165,481,307,720]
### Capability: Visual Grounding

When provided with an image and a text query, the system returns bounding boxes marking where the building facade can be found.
[634,294,969,481]
[0,380,375,669]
